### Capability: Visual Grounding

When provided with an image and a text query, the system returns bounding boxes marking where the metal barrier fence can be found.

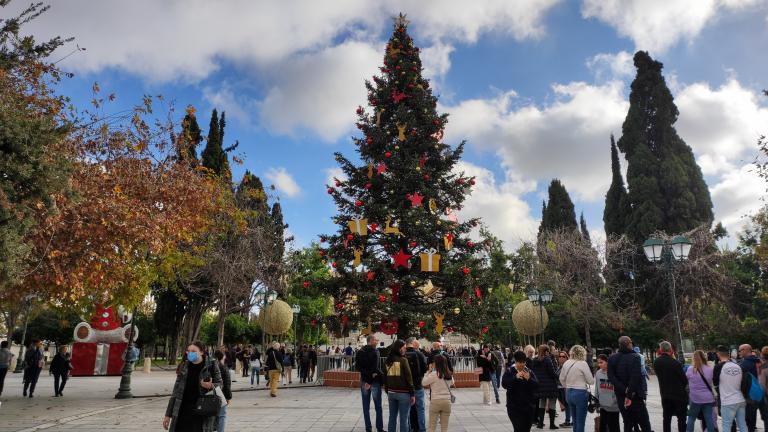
[315,354,478,385]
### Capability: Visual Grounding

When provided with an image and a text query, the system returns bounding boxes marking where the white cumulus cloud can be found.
[265,167,302,198]
[581,0,761,53]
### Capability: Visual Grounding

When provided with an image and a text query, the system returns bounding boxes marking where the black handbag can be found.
[191,391,221,417]
[587,393,600,413]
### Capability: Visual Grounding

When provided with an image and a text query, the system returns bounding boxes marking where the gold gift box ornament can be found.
[348,216,368,236]
[420,248,440,272]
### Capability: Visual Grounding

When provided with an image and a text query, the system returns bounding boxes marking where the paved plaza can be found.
[0,372,678,431]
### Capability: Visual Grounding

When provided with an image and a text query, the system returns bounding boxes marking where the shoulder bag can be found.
[191,390,221,416]
[445,378,456,403]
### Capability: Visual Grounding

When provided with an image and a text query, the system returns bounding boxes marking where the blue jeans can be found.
[250,367,260,385]
[566,389,589,432]
[721,402,748,432]
[413,388,426,432]
[490,371,500,401]
[388,392,411,432]
[361,381,383,432]
[217,404,227,432]
[686,402,714,432]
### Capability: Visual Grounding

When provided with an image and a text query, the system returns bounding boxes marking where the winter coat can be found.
[559,359,594,390]
[265,348,284,371]
[385,354,414,394]
[165,356,222,432]
[49,353,72,375]
[356,345,383,385]
[653,354,689,401]
[740,355,761,378]
[532,355,560,398]
[608,347,646,400]
[217,360,232,401]
[477,352,494,382]
[405,347,428,390]
[502,365,539,408]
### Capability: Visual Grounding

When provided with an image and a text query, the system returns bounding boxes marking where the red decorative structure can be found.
[70,305,138,376]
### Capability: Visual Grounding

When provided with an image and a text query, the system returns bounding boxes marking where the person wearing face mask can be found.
[163,341,222,432]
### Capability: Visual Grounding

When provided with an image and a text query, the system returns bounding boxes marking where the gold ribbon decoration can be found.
[396,123,406,142]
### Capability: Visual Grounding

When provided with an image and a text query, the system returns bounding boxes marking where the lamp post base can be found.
[115,362,135,399]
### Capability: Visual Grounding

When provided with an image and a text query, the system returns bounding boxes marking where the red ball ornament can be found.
[423,174,430,180]
[303,281,309,288]
[319,236,326,243]
[327,187,334,194]
[365,183,372,190]
[385,151,392,158]
[335,180,342,187]
[336,303,343,310]
[319,250,325,257]
[467,241,475,248]
[370,223,378,232]
[462,266,469,275]
[356,106,363,115]
[408,83,414,89]
[355,200,363,207]
[347,234,354,241]
[366,137,373,145]
[432,119,440,125]
[331,261,337,268]
[396,65,401,70]
[378,294,386,302]
[457,178,465,185]
[470,179,476,185]
[418,321,425,328]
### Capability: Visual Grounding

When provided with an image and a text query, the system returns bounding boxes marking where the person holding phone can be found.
[502,350,539,432]
[163,341,222,432]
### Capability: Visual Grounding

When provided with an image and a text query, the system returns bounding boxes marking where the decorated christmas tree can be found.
[317,15,488,340]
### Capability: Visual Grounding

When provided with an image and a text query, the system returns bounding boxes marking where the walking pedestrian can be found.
[422,354,454,432]
[594,354,620,432]
[713,345,748,432]
[560,345,594,432]
[49,345,72,397]
[758,346,768,432]
[738,344,762,432]
[0,340,14,396]
[685,350,716,432]
[557,350,574,428]
[654,341,689,432]
[265,342,284,397]
[385,339,415,432]
[213,349,232,432]
[478,344,496,405]
[162,341,222,432]
[503,350,540,432]
[533,344,561,429]
[282,349,294,384]
[309,345,318,381]
[357,335,384,432]
[608,336,653,432]
[249,350,261,385]
[22,339,44,398]
[405,338,428,432]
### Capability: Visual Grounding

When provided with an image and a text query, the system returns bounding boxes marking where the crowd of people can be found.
[356,336,768,432]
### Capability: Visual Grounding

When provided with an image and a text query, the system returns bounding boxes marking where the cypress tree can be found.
[177,106,202,167]
[235,171,269,214]
[618,51,713,242]
[201,109,231,182]
[580,212,591,243]
[603,134,631,237]
[538,179,578,241]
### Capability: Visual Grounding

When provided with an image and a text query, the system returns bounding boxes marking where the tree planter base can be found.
[322,370,479,388]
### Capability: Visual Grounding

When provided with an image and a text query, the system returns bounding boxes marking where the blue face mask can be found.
[187,351,199,363]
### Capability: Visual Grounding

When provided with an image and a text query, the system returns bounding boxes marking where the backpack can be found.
[743,371,765,402]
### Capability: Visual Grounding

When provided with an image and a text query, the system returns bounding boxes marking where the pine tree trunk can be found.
[216,304,226,347]
[584,319,592,352]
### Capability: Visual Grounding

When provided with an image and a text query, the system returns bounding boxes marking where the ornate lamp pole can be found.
[643,235,692,361]
[527,289,553,346]
[291,304,301,352]
[115,307,139,399]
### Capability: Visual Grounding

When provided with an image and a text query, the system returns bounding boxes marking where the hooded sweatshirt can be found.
[594,368,619,412]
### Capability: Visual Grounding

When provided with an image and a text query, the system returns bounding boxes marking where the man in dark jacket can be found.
[608,336,652,432]
[405,338,428,432]
[356,335,384,432]
[739,344,762,432]
[22,339,44,398]
[654,341,689,432]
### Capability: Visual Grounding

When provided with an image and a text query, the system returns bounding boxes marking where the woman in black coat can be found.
[531,345,561,429]
[163,341,222,432]
[49,346,72,397]
[503,350,540,432]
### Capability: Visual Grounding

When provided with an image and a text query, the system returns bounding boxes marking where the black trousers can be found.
[599,409,621,432]
[0,367,7,395]
[22,367,41,396]
[618,397,653,432]
[53,372,68,395]
[662,398,688,432]
[508,405,534,432]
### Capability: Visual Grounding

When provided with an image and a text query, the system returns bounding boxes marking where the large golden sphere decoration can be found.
[260,300,293,335]
[512,300,549,336]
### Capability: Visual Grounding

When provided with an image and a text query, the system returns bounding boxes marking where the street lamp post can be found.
[642,235,692,361]
[13,294,37,373]
[291,304,301,353]
[115,307,139,399]
[253,281,277,351]
[528,289,553,346]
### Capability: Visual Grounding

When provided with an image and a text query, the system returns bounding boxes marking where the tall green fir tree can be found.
[618,51,713,242]
[603,134,631,237]
[580,212,591,243]
[538,179,577,241]
[176,106,202,167]
[318,15,488,340]
[201,109,231,182]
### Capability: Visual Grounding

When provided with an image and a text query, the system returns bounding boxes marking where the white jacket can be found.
[559,359,595,389]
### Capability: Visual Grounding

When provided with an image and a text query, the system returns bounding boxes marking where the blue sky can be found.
[23,0,768,249]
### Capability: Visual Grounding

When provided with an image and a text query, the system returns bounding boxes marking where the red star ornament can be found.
[407,192,424,207]
[392,90,408,103]
[367,271,375,281]
[392,248,412,270]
